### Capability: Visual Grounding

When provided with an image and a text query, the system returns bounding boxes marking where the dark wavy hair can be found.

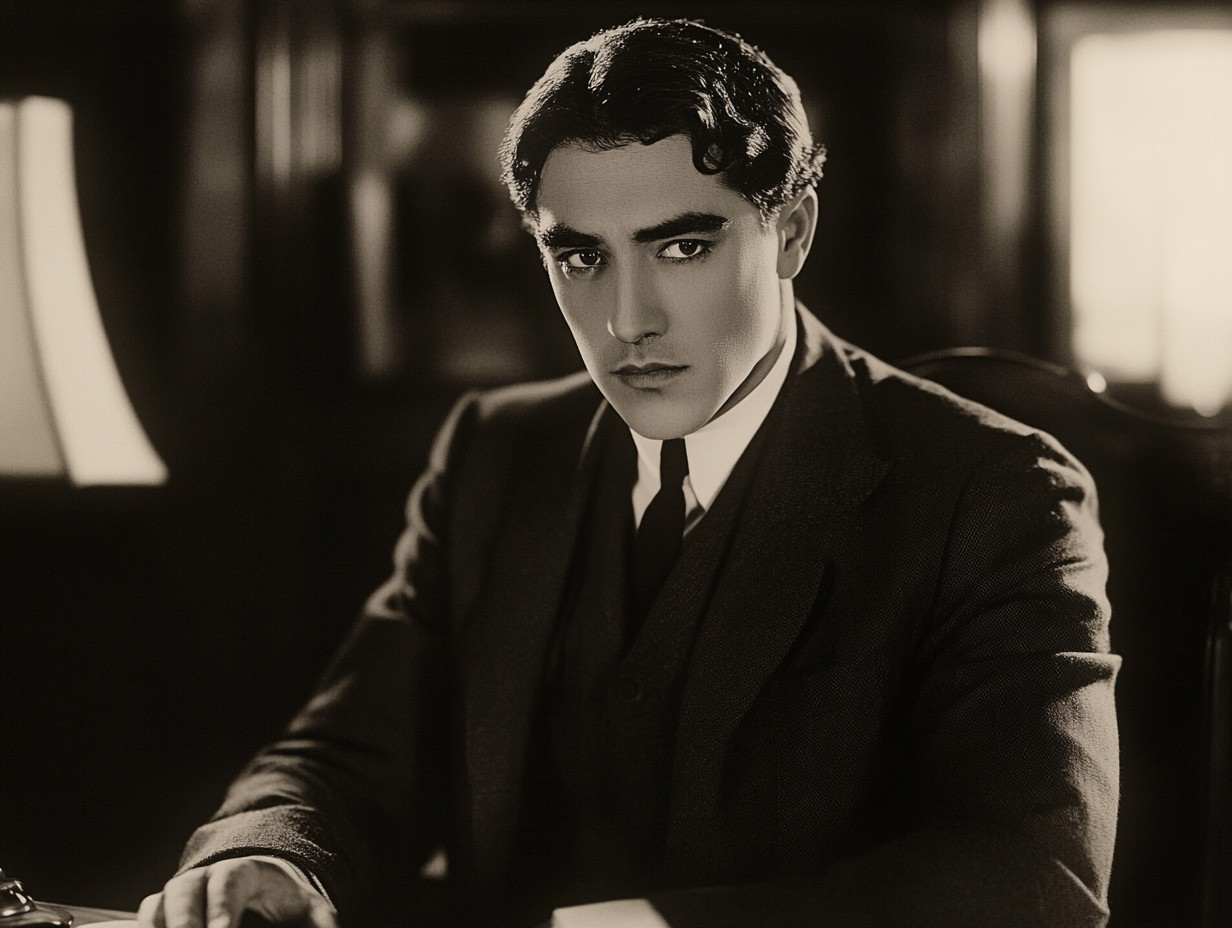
[499,18,826,222]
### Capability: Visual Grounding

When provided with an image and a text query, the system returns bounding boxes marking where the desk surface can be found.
[54,904,136,926]
[53,906,283,928]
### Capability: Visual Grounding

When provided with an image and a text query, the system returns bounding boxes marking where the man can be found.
[139,18,1119,928]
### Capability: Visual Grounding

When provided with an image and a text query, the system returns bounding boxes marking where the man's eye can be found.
[659,240,710,260]
[562,250,605,269]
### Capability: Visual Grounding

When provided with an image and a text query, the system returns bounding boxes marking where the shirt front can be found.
[630,310,798,530]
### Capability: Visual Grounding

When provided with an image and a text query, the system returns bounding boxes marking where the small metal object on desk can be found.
[0,871,73,927]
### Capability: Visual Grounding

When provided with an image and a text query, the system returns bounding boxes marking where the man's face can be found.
[533,135,790,439]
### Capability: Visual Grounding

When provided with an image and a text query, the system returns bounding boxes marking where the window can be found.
[1046,7,1232,416]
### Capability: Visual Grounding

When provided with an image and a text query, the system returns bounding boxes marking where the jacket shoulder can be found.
[468,370,600,434]
[838,342,1090,482]
[433,370,601,489]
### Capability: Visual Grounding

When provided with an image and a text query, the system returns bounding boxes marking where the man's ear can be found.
[776,185,818,280]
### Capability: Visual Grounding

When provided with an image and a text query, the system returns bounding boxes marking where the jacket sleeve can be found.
[176,393,481,917]
[647,431,1120,928]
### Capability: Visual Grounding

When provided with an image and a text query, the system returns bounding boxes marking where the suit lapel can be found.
[461,397,617,888]
[666,308,891,877]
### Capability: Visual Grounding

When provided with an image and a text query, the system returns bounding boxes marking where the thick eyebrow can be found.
[536,212,732,251]
[536,223,602,251]
[632,211,731,244]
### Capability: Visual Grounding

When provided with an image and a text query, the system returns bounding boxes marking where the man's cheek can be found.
[559,307,607,366]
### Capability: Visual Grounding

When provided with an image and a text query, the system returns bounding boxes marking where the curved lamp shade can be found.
[0,96,166,486]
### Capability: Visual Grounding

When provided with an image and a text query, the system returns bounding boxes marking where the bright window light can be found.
[1070,29,1232,415]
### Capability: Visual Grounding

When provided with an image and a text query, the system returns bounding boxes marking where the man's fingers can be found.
[139,859,332,928]
[159,869,209,928]
[211,858,330,928]
[136,891,166,928]
[303,898,339,928]
[204,860,263,928]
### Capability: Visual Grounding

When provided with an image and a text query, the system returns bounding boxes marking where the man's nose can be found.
[607,265,666,344]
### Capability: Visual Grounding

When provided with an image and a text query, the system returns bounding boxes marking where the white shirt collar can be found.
[630,309,797,522]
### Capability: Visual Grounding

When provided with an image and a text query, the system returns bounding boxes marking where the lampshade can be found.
[0,96,166,486]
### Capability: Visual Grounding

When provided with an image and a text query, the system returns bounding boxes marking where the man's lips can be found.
[612,362,688,387]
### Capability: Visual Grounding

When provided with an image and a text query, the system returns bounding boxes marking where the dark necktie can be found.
[631,437,689,614]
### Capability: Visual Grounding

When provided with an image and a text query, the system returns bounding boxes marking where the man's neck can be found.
[629,296,798,523]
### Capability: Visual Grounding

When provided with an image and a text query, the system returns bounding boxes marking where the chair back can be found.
[900,348,1232,928]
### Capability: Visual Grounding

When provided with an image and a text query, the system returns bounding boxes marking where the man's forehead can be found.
[532,136,757,241]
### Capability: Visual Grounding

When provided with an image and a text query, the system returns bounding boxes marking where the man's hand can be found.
[137,858,337,928]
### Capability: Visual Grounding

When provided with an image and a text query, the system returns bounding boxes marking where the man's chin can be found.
[608,399,707,441]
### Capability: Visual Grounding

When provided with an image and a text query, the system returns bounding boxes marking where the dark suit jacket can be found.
[181,307,1120,927]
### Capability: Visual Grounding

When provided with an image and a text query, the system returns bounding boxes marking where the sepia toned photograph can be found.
[1,2,1229,927]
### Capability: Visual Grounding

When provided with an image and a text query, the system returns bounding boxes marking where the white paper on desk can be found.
[552,898,671,928]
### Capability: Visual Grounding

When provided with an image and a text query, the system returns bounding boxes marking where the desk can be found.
[51,905,135,926]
